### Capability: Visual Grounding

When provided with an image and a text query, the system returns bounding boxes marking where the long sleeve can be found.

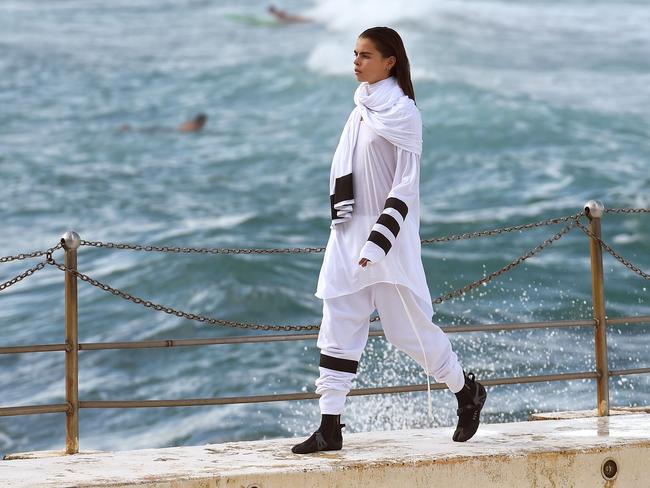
[358,148,420,264]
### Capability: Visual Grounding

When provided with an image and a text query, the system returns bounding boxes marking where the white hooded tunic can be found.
[315,76,433,315]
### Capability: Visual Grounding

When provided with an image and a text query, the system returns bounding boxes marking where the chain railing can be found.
[1,212,585,330]
[75,212,584,254]
[421,212,584,244]
[0,242,62,264]
[0,261,47,293]
[46,252,320,332]
[604,208,650,215]
[575,219,650,281]
[0,243,62,293]
[43,221,578,331]
[79,240,327,255]
[1,201,649,455]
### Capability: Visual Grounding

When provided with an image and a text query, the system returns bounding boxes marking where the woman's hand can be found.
[358,258,371,267]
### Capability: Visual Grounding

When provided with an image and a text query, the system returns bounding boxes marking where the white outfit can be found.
[316,282,465,414]
[312,76,465,416]
[316,77,431,307]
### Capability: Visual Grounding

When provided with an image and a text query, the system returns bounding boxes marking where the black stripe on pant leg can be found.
[368,230,392,255]
[320,354,359,374]
[383,197,408,219]
[377,213,401,238]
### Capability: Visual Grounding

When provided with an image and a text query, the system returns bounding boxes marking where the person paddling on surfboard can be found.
[268,5,311,23]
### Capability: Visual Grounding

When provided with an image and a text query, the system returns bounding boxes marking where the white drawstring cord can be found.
[392,283,433,420]
[361,263,433,418]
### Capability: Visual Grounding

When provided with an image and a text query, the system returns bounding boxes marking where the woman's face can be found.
[353,37,395,84]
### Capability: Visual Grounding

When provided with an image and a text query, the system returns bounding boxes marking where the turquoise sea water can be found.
[0,0,649,455]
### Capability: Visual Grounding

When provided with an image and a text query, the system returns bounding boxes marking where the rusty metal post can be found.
[584,201,609,416]
[62,231,81,454]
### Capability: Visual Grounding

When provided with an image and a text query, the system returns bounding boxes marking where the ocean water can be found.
[0,0,649,456]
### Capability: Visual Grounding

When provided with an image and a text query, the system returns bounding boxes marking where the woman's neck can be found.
[366,75,393,92]
[369,75,392,85]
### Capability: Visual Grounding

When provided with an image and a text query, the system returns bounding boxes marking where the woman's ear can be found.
[387,55,397,71]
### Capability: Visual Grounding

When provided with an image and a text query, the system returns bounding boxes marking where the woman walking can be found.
[292,27,486,454]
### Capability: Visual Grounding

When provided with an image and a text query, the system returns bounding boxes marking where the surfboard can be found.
[225,14,279,27]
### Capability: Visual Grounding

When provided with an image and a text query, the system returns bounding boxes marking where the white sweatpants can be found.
[315,282,465,415]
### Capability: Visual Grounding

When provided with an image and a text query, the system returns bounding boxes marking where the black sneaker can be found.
[291,414,345,454]
[452,372,487,442]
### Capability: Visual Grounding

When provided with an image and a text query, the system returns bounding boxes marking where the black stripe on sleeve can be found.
[368,230,392,255]
[376,213,401,238]
[383,197,408,220]
[320,354,359,374]
[332,173,353,205]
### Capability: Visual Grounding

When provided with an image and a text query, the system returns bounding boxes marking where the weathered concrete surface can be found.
[2,414,650,488]
[530,406,650,421]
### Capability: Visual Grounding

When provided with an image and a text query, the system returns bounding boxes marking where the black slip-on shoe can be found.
[291,414,345,454]
[291,429,344,454]
[453,372,487,442]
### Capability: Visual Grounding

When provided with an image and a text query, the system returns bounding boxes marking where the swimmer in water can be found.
[268,5,311,23]
[178,113,208,132]
[118,113,208,133]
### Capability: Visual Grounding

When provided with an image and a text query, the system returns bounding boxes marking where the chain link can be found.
[1,242,63,264]
[575,219,650,281]
[1,209,644,262]
[369,219,579,322]
[0,260,48,292]
[604,208,650,214]
[50,227,576,330]
[0,214,582,328]
[46,254,321,331]
[78,212,584,255]
[80,240,326,255]
[431,221,577,304]
[0,243,62,292]
[4,209,642,327]
[421,212,583,244]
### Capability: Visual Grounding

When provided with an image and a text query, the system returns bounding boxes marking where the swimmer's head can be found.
[194,113,207,128]
[178,113,208,132]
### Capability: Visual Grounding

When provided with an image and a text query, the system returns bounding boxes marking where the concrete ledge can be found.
[2,414,650,487]
[530,406,650,420]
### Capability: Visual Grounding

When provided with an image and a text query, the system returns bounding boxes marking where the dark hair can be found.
[359,27,415,102]
[195,113,207,124]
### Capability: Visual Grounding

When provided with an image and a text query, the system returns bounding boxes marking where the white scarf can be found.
[329,76,422,229]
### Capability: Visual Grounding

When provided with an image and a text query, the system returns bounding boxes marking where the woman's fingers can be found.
[358,258,372,267]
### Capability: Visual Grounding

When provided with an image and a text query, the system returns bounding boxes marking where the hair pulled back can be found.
[359,26,415,102]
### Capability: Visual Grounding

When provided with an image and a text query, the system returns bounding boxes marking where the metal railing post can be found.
[62,231,81,454]
[584,201,609,416]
